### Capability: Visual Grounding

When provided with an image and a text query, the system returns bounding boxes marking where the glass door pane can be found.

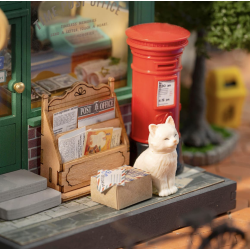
[30,1,129,109]
[0,25,12,117]
[0,16,22,174]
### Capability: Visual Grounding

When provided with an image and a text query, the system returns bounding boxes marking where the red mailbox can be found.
[126,23,190,144]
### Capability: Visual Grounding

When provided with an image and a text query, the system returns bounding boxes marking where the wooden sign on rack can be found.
[40,78,130,202]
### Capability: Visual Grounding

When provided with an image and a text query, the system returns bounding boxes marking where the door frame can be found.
[2,7,29,172]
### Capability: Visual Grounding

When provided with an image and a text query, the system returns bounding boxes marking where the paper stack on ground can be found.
[0,170,61,220]
[91,166,152,210]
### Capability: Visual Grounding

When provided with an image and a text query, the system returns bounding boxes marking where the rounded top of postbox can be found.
[126,23,190,43]
[126,23,190,51]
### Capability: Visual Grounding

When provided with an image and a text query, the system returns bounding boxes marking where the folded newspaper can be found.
[58,127,86,163]
[36,74,78,92]
[78,97,115,128]
[31,83,51,100]
[53,106,78,135]
[53,97,115,135]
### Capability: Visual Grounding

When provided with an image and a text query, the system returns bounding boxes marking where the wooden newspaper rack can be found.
[40,78,130,202]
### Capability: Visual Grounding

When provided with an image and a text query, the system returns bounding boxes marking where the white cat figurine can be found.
[134,116,179,197]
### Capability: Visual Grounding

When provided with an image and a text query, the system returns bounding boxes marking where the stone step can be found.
[0,188,61,220]
[0,170,47,203]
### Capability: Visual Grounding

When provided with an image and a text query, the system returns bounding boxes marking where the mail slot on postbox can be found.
[126,23,190,170]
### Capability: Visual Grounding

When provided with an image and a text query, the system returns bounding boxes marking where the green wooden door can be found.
[0,14,25,174]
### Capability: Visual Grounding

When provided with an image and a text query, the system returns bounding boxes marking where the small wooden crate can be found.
[40,79,130,202]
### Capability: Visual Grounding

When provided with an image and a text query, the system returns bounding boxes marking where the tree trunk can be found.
[181,30,222,147]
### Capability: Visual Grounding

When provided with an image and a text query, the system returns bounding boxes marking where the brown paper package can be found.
[91,167,152,210]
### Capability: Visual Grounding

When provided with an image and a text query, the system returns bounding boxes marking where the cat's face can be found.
[148,116,179,153]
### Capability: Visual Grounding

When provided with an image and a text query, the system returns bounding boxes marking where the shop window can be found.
[0,25,12,117]
[30,1,129,109]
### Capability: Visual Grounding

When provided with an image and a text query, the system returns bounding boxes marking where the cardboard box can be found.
[91,166,152,210]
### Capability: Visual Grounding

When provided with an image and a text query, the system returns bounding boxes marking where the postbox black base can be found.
[130,137,184,175]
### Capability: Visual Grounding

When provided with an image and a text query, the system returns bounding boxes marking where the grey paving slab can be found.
[0,170,47,203]
[0,188,61,221]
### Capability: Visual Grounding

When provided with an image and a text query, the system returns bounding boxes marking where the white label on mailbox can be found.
[157,80,175,107]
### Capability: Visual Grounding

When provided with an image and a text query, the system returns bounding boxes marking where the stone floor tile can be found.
[66,204,88,213]
[0,221,16,226]
[36,211,53,218]
[12,213,52,228]
[44,206,71,218]
[74,197,90,204]
[0,225,17,234]
[63,201,81,208]
[0,221,18,234]
[201,165,219,175]
[84,200,99,207]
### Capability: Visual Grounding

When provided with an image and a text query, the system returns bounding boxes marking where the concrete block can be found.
[0,170,47,203]
[0,188,61,221]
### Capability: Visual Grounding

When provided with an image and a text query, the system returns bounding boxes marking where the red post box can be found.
[126,23,190,172]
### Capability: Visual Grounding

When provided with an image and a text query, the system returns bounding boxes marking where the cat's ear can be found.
[149,124,157,136]
[165,116,175,127]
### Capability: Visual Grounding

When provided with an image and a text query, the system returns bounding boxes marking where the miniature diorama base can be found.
[0,165,236,249]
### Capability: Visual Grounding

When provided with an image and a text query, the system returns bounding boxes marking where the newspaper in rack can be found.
[58,127,86,163]
[53,106,78,135]
[78,97,115,128]
[111,127,122,148]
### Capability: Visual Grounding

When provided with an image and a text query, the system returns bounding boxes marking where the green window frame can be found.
[27,1,155,127]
